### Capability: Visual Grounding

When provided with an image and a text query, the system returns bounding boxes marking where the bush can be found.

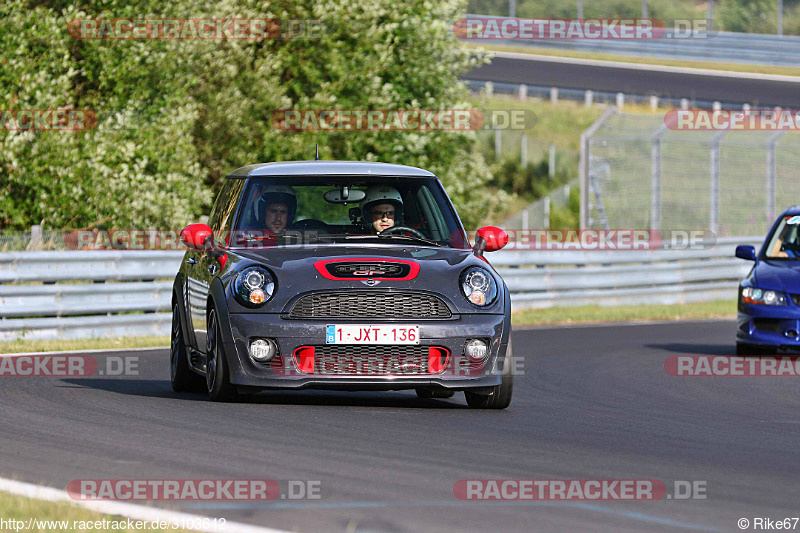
[0,0,500,230]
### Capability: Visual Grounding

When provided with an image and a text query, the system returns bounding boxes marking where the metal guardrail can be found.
[499,237,760,308]
[465,79,745,111]
[0,251,183,341]
[464,15,800,67]
[0,240,759,340]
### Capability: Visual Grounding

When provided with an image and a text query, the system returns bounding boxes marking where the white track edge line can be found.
[0,477,292,533]
[490,50,800,83]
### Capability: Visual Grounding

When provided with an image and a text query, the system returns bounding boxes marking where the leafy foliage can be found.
[719,0,778,33]
[0,0,496,230]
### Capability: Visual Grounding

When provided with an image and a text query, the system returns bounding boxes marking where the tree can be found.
[0,0,496,230]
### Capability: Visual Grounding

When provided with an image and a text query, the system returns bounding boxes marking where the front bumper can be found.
[737,302,800,350]
[224,313,509,391]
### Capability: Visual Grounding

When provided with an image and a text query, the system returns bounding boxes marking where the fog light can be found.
[465,339,489,361]
[250,338,277,362]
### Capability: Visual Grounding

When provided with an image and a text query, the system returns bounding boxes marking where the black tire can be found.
[170,303,205,393]
[415,388,455,399]
[736,342,777,356]
[465,340,514,410]
[206,308,239,402]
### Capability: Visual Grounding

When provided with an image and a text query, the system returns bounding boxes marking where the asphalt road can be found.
[465,53,800,107]
[2,320,798,532]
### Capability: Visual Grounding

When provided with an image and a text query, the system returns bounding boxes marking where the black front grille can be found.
[288,291,452,319]
[754,318,783,333]
[308,345,447,375]
[792,294,800,306]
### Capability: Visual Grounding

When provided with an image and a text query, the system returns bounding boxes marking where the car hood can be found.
[226,244,505,314]
[752,259,800,293]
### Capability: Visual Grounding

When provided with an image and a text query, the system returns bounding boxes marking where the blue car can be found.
[735,207,800,355]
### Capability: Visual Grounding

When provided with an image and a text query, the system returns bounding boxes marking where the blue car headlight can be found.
[234,266,275,307]
[460,267,498,307]
[741,286,787,306]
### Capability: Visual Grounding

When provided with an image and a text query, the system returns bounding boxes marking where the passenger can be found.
[360,186,403,234]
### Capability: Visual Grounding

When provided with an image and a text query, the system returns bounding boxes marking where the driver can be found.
[360,185,403,234]
[770,221,800,258]
[259,184,297,236]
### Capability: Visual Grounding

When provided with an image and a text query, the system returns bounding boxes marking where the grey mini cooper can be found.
[171,161,513,408]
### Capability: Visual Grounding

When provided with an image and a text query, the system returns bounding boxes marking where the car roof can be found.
[782,205,800,216]
[226,161,436,179]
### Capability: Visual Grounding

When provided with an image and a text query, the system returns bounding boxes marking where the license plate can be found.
[326,324,419,345]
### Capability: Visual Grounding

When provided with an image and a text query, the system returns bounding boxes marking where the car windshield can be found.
[231,176,469,248]
[765,215,800,259]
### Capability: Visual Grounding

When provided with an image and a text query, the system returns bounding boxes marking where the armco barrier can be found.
[0,251,183,341]
[497,237,760,308]
[0,239,759,340]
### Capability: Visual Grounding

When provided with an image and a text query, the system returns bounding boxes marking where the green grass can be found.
[512,299,736,326]
[0,490,190,532]
[470,96,625,225]
[468,43,800,77]
[475,95,606,152]
[0,336,169,354]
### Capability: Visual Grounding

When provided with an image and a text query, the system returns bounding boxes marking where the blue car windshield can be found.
[766,216,800,259]
[232,176,469,248]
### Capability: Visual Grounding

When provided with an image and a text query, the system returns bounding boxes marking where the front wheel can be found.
[170,303,205,393]
[206,308,239,402]
[465,340,514,410]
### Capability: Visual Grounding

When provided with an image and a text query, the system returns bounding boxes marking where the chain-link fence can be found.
[474,115,579,229]
[582,108,800,237]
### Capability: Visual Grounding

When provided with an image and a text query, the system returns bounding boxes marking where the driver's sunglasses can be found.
[372,210,396,219]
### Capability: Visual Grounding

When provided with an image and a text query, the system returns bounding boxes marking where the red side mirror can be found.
[180,223,213,250]
[475,226,509,253]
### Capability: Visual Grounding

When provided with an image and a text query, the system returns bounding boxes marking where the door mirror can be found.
[474,226,509,255]
[180,223,213,250]
[735,245,756,261]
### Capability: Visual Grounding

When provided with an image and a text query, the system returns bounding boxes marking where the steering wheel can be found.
[379,225,426,239]
[290,219,329,232]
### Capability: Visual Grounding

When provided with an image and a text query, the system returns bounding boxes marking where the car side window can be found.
[209,179,245,244]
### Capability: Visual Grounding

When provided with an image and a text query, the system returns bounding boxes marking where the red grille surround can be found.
[291,345,450,375]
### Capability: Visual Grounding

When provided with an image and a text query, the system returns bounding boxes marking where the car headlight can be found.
[741,286,787,306]
[461,266,498,307]
[234,266,275,307]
